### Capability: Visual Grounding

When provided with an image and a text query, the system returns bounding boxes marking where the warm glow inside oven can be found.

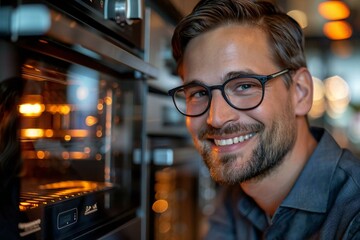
[17,57,144,239]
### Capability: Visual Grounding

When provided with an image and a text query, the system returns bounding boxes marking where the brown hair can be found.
[172,0,307,84]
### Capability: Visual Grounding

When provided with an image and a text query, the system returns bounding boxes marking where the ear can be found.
[292,67,313,116]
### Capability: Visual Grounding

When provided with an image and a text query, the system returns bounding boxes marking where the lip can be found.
[210,132,257,153]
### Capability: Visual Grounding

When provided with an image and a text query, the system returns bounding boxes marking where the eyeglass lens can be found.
[173,77,264,116]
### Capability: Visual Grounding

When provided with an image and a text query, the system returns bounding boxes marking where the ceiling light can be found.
[287,10,308,29]
[323,21,352,40]
[318,1,350,20]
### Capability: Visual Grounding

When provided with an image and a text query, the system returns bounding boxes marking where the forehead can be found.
[182,24,276,83]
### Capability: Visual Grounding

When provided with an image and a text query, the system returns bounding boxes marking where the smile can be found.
[214,132,256,146]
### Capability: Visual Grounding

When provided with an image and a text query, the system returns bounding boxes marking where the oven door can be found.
[0,4,157,240]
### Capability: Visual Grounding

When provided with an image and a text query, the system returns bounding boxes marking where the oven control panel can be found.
[79,0,143,25]
[57,208,78,230]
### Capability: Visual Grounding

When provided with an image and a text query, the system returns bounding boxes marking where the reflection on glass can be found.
[18,58,143,215]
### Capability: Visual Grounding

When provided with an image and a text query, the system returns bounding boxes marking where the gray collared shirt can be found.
[205,127,360,240]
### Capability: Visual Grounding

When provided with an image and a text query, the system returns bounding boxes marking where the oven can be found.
[0,1,157,239]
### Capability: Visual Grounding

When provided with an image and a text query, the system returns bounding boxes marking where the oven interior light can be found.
[19,103,45,117]
[21,128,44,138]
[86,116,98,126]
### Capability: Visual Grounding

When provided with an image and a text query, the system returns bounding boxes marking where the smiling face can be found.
[182,24,298,184]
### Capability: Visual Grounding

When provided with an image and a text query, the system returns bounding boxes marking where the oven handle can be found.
[1,4,158,79]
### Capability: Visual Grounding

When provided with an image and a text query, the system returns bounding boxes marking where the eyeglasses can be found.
[168,69,290,117]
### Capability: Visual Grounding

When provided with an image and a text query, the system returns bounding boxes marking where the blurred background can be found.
[281,0,360,157]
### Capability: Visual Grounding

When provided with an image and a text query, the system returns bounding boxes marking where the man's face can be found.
[182,25,298,184]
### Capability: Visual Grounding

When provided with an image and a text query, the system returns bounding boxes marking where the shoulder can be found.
[343,210,360,239]
[337,149,360,189]
[329,150,360,216]
[322,150,360,238]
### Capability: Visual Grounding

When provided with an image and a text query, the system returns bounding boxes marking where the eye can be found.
[191,89,208,98]
[184,85,208,102]
[226,78,262,95]
[236,83,253,90]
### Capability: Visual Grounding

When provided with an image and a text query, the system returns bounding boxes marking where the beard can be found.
[194,103,297,185]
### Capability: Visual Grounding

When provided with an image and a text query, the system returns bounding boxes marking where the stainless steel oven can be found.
[0,1,157,239]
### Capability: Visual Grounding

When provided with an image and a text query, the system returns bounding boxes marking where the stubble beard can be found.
[194,105,297,185]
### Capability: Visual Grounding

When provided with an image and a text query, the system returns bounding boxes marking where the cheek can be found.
[186,116,202,138]
[253,92,295,127]
[256,87,293,117]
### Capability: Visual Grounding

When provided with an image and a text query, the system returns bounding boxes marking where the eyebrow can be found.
[184,69,259,85]
[223,67,265,82]
[224,70,256,81]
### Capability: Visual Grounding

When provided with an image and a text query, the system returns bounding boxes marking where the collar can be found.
[280,127,343,213]
[236,127,343,230]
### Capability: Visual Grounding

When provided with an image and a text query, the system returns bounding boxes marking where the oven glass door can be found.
[18,52,144,239]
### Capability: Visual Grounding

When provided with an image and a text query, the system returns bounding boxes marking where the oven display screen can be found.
[57,208,78,229]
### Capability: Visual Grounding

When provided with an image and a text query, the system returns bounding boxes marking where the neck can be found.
[240,125,317,216]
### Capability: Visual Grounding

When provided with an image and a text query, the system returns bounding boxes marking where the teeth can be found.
[214,133,255,146]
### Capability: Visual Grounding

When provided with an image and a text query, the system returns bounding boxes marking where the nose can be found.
[206,90,238,128]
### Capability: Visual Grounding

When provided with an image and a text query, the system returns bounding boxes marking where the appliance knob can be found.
[105,0,143,26]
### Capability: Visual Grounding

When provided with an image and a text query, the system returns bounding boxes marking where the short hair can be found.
[172,0,307,84]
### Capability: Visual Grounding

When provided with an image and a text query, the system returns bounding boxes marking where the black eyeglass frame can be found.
[168,68,290,117]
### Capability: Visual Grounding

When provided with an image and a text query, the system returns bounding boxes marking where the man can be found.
[168,0,360,239]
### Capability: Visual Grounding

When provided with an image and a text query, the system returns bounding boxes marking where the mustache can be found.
[198,122,264,139]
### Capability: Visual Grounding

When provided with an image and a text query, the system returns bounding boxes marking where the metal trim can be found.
[7,4,159,79]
